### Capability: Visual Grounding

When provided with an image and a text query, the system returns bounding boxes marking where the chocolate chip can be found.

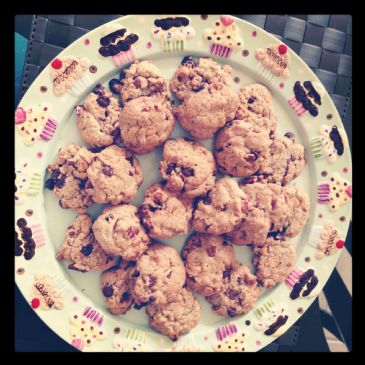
[51,169,61,179]
[203,191,212,205]
[247,97,256,104]
[181,55,197,67]
[121,291,131,301]
[149,275,157,288]
[17,218,27,228]
[44,178,55,190]
[132,270,140,278]
[216,147,224,152]
[102,285,114,297]
[245,151,259,162]
[154,192,163,205]
[102,166,113,176]
[212,304,221,311]
[119,70,126,80]
[284,132,295,141]
[96,95,111,108]
[181,167,194,177]
[118,99,124,108]
[206,246,216,257]
[125,156,134,166]
[227,308,237,317]
[165,163,176,175]
[80,243,93,257]
[133,302,146,310]
[55,175,66,189]
[127,226,139,238]
[223,267,232,278]
[227,289,240,300]
[109,79,122,94]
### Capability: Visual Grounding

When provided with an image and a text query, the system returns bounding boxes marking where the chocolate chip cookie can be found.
[170,56,233,100]
[214,119,272,177]
[206,264,260,317]
[160,138,217,199]
[56,214,114,272]
[75,85,121,147]
[252,237,296,288]
[87,145,143,205]
[147,288,201,341]
[45,144,94,213]
[235,84,277,133]
[137,183,193,239]
[193,177,248,235]
[111,60,169,102]
[182,233,238,296]
[99,260,134,315]
[119,95,175,155]
[174,87,239,140]
[257,134,306,185]
[130,243,186,306]
[93,204,150,261]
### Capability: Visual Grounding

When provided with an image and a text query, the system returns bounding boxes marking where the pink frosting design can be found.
[15,107,27,125]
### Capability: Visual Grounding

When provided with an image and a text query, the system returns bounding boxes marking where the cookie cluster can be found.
[47,57,310,341]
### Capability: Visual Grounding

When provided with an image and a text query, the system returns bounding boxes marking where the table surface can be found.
[15,14,352,352]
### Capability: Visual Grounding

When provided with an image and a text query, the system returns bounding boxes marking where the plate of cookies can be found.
[15,15,352,352]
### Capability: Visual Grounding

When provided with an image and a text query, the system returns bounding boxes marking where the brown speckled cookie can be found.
[258,135,306,185]
[75,85,121,147]
[235,84,277,133]
[137,183,193,239]
[160,138,217,199]
[130,243,186,306]
[99,261,134,315]
[119,95,175,155]
[117,60,169,102]
[193,177,248,235]
[226,182,287,246]
[252,237,296,288]
[206,264,260,317]
[174,87,239,140]
[56,214,114,272]
[214,119,272,177]
[93,204,150,261]
[182,233,238,296]
[46,144,94,213]
[147,288,201,341]
[170,56,233,100]
[87,145,143,205]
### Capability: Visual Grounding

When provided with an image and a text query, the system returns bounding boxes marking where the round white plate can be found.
[15,15,352,352]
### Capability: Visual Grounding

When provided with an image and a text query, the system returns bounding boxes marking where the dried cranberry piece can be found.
[127,226,139,238]
[102,166,113,176]
[206,246,216,257]
[227,289,240,300]
[181,167,194,177]
[245,151,259,162]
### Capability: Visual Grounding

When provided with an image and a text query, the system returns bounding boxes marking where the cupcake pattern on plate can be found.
[204,15,243,58]
[288,81,325,117]
[99,24,139,66]
[152,16,195,52]
[15,104,58,145]
[15,161,42,204]
[285,267,320,300]
[213,323,247,352]
[310,125,348,163]
[317,172,352,211]
[50,56,92,96]
[255,43,290,80]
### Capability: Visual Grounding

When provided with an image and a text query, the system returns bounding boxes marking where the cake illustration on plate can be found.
[317,172,352,212]
[255,43,290,80]
[50,56,92,96]
[285,267,320,300]
[99,24,139,66]
[15,104,58,145]
[213,322,247,352]
[113,329,148,352]
[15,161,42,204]
[308,221,345,259]
[30,274,64,310]
[310,125,348,163]
[152,16,195,52]
[288,80,325,117]
[204,15,243,58]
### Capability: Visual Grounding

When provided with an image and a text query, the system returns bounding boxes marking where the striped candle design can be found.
[40,118,58,142]
[112,47,137,66]
[310,137,323,159]
[125,328,147,343]
[210,43,233,58]
[285,267,304,288]
[215,323,238,341]
[288,96,307,116]
[27,172,42,196]
[258,64,274,82]
[163,40,184,52]
[317,183,330,203]
[83,306,104,327]
[254,299,276,319]
[30,224,45,247]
